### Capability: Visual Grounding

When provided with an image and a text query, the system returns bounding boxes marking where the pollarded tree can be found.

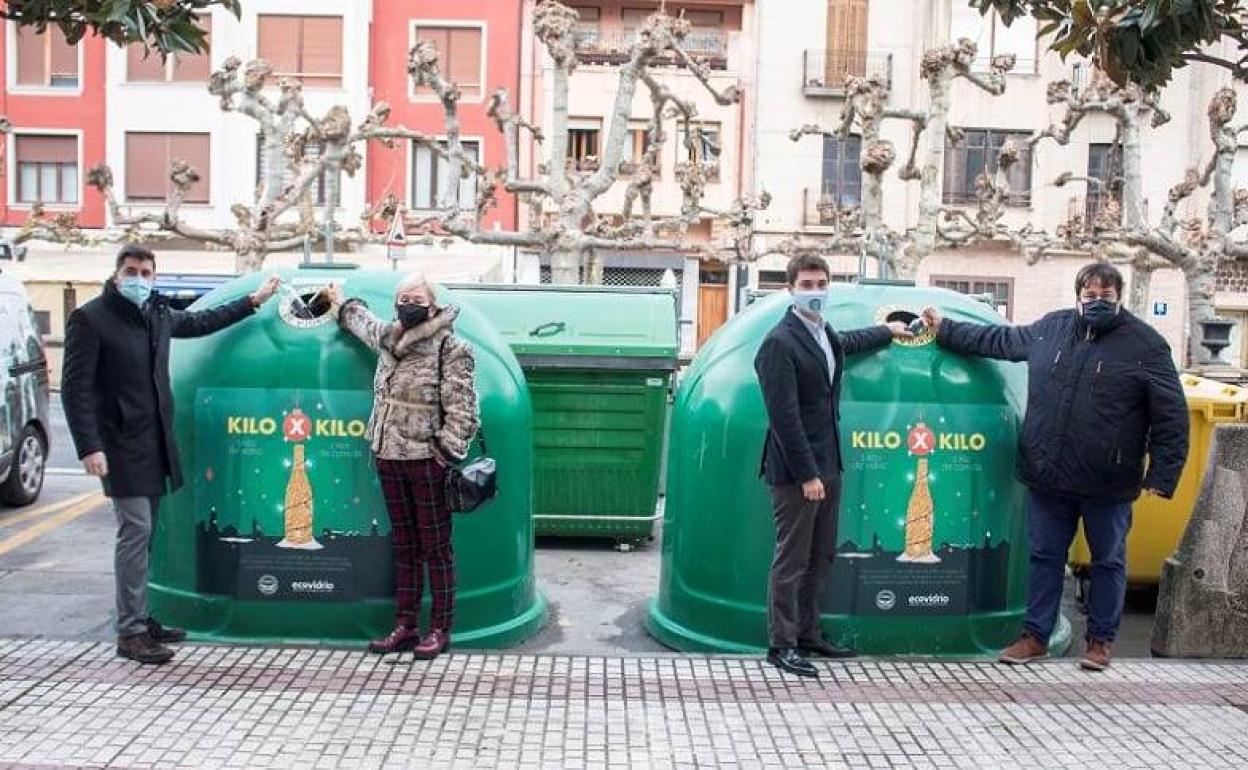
[403,0,761,285]
[30,1,763,283]
[775,39,1020,279]
[1023,76,1248,363]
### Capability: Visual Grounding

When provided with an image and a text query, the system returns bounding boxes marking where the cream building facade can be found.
[520,0,759,354]
[748,0,1248,365]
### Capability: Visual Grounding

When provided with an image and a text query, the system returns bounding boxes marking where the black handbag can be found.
[438,335,497,513]
[443,436,497,513]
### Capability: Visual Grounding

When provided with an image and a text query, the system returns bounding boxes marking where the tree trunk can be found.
[912,72,950,262]
[1185,257,1217,365]
[550,247,579,284]
[584,247,604,285]
[1125,251,1152,315]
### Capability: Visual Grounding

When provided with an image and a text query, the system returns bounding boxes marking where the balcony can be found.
[802,49,892,96]
[575,27,730,71]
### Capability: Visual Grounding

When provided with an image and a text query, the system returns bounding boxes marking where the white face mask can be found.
[791,289,828,316]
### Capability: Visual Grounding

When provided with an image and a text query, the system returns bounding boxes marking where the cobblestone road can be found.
[1,639,1247,768]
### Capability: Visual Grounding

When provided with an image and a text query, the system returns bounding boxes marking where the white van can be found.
[0,274,49,505]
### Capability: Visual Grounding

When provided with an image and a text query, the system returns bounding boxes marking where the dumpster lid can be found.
[444,283,678,360]
[1182,374,1248,419]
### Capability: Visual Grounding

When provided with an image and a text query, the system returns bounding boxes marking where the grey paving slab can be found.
[0,640,1246,768]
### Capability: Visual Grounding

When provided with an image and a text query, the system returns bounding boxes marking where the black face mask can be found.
[1079,298,1119,331]
[396,303,430,329]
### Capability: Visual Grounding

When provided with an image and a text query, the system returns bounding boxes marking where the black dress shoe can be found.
[145,617,187,644]
[798,637,856,659]
[767,647,819,678]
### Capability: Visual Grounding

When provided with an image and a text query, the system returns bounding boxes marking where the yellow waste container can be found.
[1070,375,1248,586]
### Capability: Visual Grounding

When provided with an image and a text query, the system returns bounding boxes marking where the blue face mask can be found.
[118,277,153,307]
[792,289,828,316]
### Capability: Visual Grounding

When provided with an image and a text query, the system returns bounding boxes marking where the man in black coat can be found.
[921,262,1188,672]
[754,254,910,677]
[62,244,280,665]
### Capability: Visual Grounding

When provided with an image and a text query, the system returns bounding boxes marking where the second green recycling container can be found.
[451,284,678,541]
[647,282,1073,656]
[149,268,547,646]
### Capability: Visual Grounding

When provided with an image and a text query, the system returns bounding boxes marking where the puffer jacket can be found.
[338,299,479,462]
[937,308,1188,502]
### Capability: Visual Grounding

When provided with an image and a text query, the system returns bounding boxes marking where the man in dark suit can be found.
[754,254,910,677]
[62,244,280,665]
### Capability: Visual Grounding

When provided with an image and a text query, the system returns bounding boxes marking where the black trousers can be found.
[767,477,842,649]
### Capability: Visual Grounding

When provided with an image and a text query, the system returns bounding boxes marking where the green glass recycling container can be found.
[451,285,678,541]
[149,267,546,646]
[647,282,1072,656]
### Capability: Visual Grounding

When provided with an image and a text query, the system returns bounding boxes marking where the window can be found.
[1086,143,1123,224]
[943,128,1032,206]
[569,6,601,46]
[256,135,331,206]
[14,25,78,88]
[567,121,600,172]
[758,270,855,290]
[684,123,721,182]
[950,3,1037,74]
[411,139,480,212]
[32,311,51,338]
[128,15,211,82]
[125,132,211,204]
[413,25,483,99]
[15,135,78,205]
[257,15,343,88]
[630,126,660,175]
[822,135,862,206]
[931,276,1014,319]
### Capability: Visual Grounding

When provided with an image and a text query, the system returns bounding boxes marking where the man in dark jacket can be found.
[754,254,910,677]
[62,244,279,665]
[921,262,1188,672]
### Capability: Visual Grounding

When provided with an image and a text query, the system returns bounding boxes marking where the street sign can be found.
[1153,301,1169,317]
[386,217,407,264]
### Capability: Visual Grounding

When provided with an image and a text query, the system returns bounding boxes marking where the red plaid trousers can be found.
[375,458,454,632]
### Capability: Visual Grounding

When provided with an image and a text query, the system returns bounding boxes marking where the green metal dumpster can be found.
[647,282,1073,656]
[450,284,678,542]
[149,267,547,646]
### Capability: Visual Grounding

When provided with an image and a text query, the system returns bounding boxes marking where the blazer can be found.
[754,309,892,486]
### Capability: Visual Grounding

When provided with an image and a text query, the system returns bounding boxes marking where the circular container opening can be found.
[288,291,332,320]
[885,309,919,325]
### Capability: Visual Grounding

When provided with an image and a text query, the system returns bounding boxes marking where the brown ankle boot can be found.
[412,629,450,660]
[367,624,421,655]
[998,631,1048,665]
[117,632,174,665]
[1080,639,1113,671]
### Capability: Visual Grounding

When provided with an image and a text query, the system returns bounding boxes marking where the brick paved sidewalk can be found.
[1,639,1246,769]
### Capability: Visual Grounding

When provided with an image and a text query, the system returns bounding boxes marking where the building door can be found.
[826,0,869,84]
[697,268,729,348]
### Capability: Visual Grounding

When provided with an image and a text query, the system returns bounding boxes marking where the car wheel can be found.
[1,424,46,506]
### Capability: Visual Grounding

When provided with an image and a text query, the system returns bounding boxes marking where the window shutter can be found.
[15,26,47,86]
[16,135,76,163]
[300,16,343,88]
[447,28,483,98]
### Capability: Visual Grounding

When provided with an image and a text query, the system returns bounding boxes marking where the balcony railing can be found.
[802,49,892,96]
[575,27,730,70]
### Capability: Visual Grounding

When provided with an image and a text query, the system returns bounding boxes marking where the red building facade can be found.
[0,23,107,229]
[368,0,523,232]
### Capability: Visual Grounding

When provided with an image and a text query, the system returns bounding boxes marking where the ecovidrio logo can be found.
[257,574,279,596]
[875,589,897,611]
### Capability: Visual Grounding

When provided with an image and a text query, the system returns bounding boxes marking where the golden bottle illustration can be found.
[897,423,941,564]
[277,408,322,550]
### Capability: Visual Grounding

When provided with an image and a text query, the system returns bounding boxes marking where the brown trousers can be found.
[767,477,842,649]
